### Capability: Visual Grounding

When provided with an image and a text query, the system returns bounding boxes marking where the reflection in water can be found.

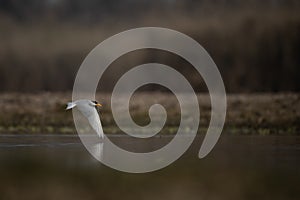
[91,142,103,161]
[0,135,299,200]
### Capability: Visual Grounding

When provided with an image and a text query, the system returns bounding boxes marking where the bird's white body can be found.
[66,100,104,139]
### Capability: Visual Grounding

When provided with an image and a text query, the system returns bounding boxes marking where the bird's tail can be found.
[66,102,76,110]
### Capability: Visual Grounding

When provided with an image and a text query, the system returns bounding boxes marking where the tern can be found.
[66,100,104,139]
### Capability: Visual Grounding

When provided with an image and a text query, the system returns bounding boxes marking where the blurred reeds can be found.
[0,1,299,92]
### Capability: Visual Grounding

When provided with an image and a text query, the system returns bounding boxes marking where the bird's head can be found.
[91,100,102,108]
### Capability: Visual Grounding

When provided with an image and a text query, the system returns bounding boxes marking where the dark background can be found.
[0,2,300,200]
[0,0,299,92]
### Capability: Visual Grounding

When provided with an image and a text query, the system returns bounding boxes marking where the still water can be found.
[0,134,299,200]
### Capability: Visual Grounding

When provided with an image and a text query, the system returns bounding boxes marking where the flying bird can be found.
[66,99,104,139]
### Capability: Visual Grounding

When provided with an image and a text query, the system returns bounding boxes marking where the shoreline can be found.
[0,92,299,135]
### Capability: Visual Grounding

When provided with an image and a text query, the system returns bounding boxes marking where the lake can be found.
[0,134,299,200]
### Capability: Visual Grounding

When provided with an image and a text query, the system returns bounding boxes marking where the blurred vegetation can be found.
[0,0,299,92]
[0,92,299,135]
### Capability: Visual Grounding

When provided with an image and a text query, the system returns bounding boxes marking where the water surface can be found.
[0,134,299,200]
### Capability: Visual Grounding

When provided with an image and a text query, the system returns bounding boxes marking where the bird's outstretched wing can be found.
[87,108,104,139]
[69,100,104,139]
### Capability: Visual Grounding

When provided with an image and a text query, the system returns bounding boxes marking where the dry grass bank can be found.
[0,92,299,135]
